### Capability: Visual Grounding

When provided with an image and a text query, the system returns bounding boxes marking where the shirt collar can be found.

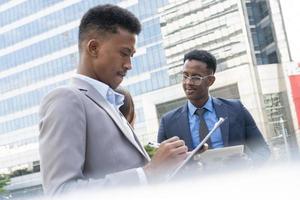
[188,96,213,117]
[74,74,124,108]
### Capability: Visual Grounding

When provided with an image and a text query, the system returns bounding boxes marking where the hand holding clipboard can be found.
[166,117,227,181]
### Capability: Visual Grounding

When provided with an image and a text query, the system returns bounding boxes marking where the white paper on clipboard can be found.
[166,117,227,181]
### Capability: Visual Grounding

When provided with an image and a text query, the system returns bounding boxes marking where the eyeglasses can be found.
[182,74,212,85]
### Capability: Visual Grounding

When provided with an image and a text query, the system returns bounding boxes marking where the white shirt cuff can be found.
[136,167,148,185]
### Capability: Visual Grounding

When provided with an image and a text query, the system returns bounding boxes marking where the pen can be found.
[147,141,160,148]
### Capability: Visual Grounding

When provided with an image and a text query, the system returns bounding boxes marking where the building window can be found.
[267,51,279,64]
[263,92,292,137]
[210,84,240,99]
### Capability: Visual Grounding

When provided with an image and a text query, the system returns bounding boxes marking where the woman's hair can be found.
[115,87,135,126]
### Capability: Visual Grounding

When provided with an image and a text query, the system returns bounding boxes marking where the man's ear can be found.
[86,39,100,57]
[207,75,215,86]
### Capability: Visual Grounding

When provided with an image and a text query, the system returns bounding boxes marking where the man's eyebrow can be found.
[183,72,203,77]
[193,74,204,77]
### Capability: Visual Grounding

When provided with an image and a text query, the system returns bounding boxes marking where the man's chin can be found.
[185,93,202,101]
[111,78,123,89]
[185,93,196,100]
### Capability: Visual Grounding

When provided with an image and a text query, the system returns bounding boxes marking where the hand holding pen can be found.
[143,136,188,183]
[147,141,161,149]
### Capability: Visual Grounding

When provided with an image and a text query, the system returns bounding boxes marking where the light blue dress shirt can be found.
[74,74,124,111]
[187,96,224,149]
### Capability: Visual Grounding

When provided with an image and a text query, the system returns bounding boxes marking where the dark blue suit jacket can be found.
[157,97,270,161]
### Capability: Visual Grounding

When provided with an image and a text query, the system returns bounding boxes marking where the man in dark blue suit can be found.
[157,50,270,163]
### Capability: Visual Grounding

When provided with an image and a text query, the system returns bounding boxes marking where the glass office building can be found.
[156,0,298,157]
[0,0,298,198]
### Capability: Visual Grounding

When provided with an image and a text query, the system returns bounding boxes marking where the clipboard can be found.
[166,117,227,181]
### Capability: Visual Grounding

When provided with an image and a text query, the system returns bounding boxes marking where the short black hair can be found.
[183,50,217,73]
[79,4,141,46]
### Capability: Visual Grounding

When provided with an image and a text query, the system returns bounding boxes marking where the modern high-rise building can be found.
[155,0,299,157]
[0,0,298,198]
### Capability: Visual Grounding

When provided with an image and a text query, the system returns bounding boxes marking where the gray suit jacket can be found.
[39,78,150,195]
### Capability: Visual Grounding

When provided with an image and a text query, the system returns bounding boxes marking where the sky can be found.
[280,0,300,63]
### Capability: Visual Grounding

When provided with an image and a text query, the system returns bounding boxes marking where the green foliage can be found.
[144,145,157,158]
[0,174,10,193]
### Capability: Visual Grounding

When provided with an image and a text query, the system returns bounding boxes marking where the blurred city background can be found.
[0,0,299,199]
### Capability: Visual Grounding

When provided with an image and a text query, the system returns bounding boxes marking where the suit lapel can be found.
[71,78,149,159]
[213,98,229,146]
[176,103,194,150]
[127,122,151,161]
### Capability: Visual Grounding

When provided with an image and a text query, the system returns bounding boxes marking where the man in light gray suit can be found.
[39,4,188,196]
